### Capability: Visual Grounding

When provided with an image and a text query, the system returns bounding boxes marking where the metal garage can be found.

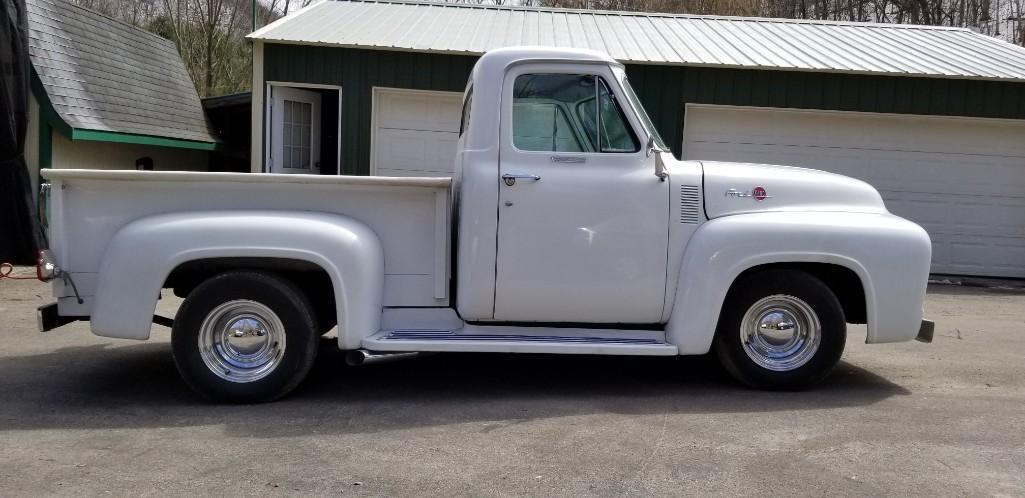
[248,0,1025,278]
[683,106,1025,278]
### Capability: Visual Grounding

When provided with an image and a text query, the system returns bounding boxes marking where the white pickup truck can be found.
[36,47,934,402]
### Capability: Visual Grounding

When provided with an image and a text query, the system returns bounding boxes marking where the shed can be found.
[248,0,1025,279]
[24,0,219,193]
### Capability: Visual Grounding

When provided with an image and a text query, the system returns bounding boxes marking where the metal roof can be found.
[250,0,1025,82]
[27,0,218,144]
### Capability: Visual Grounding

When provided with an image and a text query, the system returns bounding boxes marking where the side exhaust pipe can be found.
[345,349,426,366]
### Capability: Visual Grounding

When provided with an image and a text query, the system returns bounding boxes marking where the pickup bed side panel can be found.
[666,211,931,354]
[90,211,384,349]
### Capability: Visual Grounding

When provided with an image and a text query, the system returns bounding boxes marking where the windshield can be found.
[613,67,668,151]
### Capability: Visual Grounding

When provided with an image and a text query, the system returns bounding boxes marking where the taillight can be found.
[36,249,59,282]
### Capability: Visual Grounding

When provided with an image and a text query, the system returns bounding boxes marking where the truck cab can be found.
[36,47,934,403]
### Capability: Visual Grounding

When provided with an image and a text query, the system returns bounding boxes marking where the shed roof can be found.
[250,0,1025,82]
[26,0,218,145]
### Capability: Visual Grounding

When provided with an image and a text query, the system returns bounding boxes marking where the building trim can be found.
[70,129,218,150]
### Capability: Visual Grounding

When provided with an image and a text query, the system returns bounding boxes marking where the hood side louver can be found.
[680,185,701,224]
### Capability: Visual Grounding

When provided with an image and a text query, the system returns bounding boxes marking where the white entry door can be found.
[372,88,462,177]
[683,105,1025,278]
[270,86,321,174]
[494,67,670,323]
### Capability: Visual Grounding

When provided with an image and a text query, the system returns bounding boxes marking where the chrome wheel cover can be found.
[198,300,286,383]
[740,294,821,372]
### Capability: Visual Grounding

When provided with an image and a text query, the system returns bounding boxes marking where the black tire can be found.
[713,269,846,390]
[171,271,319,403]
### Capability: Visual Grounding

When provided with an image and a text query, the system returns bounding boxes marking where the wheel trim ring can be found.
[198,300,286,383]
[739,294,822,372]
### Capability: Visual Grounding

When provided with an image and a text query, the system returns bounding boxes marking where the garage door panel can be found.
[377,92,462,132]
[373,89,462,177]
[376,167,452,178]
[375,128,458,174]
[684,106,1025,278]
[688,107,1025,156]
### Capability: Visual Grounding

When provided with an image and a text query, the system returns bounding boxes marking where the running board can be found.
[362,327,678,356]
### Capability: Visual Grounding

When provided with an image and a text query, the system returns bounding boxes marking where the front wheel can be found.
[171,271,319,403]
[713,270,846,390]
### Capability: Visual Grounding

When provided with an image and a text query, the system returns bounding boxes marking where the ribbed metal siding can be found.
[265,44,1025,172]
[251,0,1025,82]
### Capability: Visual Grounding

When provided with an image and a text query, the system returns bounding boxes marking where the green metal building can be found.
[248,0,1025,278]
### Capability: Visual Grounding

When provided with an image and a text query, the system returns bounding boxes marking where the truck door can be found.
[494,64,670,323]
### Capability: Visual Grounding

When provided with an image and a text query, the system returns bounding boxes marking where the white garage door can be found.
[684,105,1025,278]
[372,88,462,177]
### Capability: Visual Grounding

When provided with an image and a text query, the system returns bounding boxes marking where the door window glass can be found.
[511,74,591,152]
[512,73,639,154]
[282,99,313,168]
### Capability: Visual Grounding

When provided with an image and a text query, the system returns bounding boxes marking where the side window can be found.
[459,86,472,136]
[512,74,590,152]
[576,78,640,153]
[512,73,638,154]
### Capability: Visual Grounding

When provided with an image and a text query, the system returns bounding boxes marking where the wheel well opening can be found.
[730,263,867,324]
[164,257,337,330]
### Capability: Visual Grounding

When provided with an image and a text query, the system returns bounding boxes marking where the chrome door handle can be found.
[502,173,541,186]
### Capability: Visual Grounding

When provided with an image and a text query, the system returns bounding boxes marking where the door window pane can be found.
[512,74,638,154]
[512,74,591,152]
[282,99,313,169]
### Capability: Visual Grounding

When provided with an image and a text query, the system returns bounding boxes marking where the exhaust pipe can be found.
[345,349,425,366]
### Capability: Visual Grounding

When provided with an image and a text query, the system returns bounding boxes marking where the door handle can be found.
[502,173,541,186]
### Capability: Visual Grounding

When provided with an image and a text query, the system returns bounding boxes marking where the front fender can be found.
[666,211,931,354]
[90,210,384,349]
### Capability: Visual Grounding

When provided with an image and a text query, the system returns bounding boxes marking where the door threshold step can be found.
[362,329,678,356]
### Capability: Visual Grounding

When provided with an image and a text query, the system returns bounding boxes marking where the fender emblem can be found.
[725,186,771,201]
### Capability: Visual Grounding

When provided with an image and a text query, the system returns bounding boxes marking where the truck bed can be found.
[40,169,452,316]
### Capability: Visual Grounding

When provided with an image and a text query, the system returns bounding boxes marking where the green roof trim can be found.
[30,69,72,138]
[31,68,217,151]
[70,129,219,150]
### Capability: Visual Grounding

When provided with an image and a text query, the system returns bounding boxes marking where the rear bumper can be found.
[916,319,935,343]
[36,303,84,332]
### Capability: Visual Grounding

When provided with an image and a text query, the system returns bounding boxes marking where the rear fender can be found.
[666,211,931,354]
[90,210,384,349]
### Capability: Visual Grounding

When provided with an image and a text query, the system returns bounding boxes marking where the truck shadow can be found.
[0,338,909,437]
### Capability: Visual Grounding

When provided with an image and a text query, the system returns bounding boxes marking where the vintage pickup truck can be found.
[36,47,934,402]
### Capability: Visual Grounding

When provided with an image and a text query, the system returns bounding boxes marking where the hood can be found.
[698,161,887,219]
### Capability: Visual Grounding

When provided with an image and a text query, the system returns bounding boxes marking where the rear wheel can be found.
[171,271,319,403]
[714,270,846,390]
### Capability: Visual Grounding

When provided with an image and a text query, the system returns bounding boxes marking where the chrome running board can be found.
[362,327,678,356]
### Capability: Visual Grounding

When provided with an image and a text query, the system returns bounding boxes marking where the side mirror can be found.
[648,136,668,182]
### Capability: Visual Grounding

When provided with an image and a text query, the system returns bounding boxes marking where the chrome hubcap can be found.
[198,300,285,383]
[740,295,821,371]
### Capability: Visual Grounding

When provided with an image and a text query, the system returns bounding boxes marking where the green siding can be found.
[265,44,1025,172]
[265,45,476,175]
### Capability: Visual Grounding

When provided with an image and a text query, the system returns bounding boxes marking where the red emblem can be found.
[752,186,768,201]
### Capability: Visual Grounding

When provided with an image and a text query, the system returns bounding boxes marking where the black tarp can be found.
[1,0,38,264]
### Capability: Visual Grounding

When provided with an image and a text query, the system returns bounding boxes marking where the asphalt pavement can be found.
[1,274,1023,496]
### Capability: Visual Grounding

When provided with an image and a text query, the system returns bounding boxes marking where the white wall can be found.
[51,133,209,171]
